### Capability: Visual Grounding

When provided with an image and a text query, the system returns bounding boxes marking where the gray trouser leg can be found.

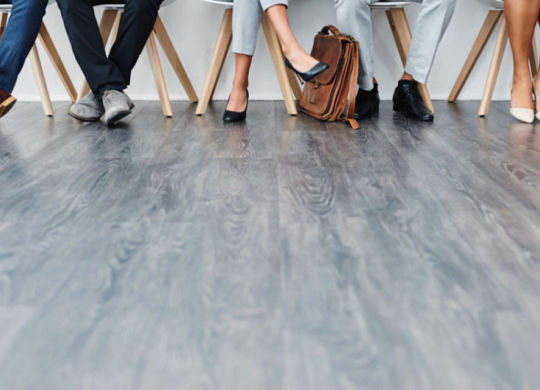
[405,0,456,84]
[334,0,455,89]
[232,0,289,56]
[334,0,376,90]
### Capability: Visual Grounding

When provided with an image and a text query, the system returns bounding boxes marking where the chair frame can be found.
[195,6,302,116]
[449,9,540,117]
[78,7,198,118]
[0,6,77,116]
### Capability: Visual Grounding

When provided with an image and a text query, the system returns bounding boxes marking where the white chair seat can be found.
[371,1,413,9]
[100,0,175,10]
[201,0,233,7]
[477,0,504,10]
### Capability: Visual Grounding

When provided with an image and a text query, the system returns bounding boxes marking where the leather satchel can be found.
[298,26,359,129]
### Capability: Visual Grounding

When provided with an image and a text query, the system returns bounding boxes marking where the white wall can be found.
[11,0,534,101]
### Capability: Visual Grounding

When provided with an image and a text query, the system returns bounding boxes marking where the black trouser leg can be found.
[57,0,126,97]
[109,0,164,86]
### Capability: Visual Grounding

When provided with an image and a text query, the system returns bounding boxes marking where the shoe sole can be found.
[393,101,434,122]
[68,110,102,122]
[105,109,131,126]
[354,106,379,121]
[0,96,17,119]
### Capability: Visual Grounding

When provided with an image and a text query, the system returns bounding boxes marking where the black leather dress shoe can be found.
[285,58,329,82]
[354,83,380,120]
[392,80,434,122]
[223,90,249,123]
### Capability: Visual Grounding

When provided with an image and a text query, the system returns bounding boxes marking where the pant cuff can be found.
[261,0,288,12]
[232,45,256,57]
[359,78,374,91]
[404,65,429,85]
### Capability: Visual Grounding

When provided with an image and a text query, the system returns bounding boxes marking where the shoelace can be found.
[103,92,114,106]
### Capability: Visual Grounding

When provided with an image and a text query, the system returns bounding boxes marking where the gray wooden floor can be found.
[0,100,539,389]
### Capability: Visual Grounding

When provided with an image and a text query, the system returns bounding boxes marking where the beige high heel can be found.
[510,107,535,124]
[510,86,535,124]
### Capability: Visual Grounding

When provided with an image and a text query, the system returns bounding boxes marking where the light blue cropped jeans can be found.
[232,0,288,56]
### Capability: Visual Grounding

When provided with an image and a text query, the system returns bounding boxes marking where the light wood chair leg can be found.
[448,11,502,102]
[110,11,122,46]
[0,13,7,39]
[38,23,77,102]
[78,9,118,100]
[386,8,434,113]
[287,68,303,101]
[196,8,233,116]
[153,16,198,103]
[479,17,508,117]
[146,33,173,117]
[530,32,538,75]
[262,15,297,116]
[29,45,54,117]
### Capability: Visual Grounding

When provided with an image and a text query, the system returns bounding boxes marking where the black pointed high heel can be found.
[284,58,329,83]
[223,90,249,123]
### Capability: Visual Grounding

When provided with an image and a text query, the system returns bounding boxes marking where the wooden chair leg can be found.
[530,32,538,75]
[386,8,434,113]
[78,9,118,100]
[196,8,232,116]
[262,15,297,116]
[287,68,303,101]
[153,16,198,103]
[0,13,7,39]
[37,23,77,102]
[479,17,508,117]
[146,33,173,117]
[448,11,502,102]
[29,45,54,117]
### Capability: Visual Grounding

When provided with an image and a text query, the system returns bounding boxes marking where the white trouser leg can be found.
[405,0,456,83]
[334,0,377,90]
[334,0,456,88]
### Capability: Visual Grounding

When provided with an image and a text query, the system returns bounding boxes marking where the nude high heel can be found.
[510,107,535,124]
[510,86,535,124]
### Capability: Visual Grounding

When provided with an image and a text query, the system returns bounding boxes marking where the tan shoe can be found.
[0,89,17,119]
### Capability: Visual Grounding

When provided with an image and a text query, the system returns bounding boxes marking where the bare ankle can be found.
[232,80,248,91]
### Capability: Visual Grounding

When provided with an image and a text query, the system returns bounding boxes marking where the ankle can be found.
[232,80,248,91]
[400,72,415,82]
[513,70,532,85]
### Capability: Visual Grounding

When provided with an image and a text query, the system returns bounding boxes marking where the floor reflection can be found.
[508,122,540,163]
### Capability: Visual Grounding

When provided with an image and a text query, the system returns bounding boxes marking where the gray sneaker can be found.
[69,92,104,122]
[102,90,134,126]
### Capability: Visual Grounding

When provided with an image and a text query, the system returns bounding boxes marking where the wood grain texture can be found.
[0,101,540,390]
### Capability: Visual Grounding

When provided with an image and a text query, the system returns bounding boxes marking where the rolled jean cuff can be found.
[232,44,256,56]
[261,0,288,12]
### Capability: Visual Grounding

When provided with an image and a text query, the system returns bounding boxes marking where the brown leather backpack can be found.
[298,26,359,129]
